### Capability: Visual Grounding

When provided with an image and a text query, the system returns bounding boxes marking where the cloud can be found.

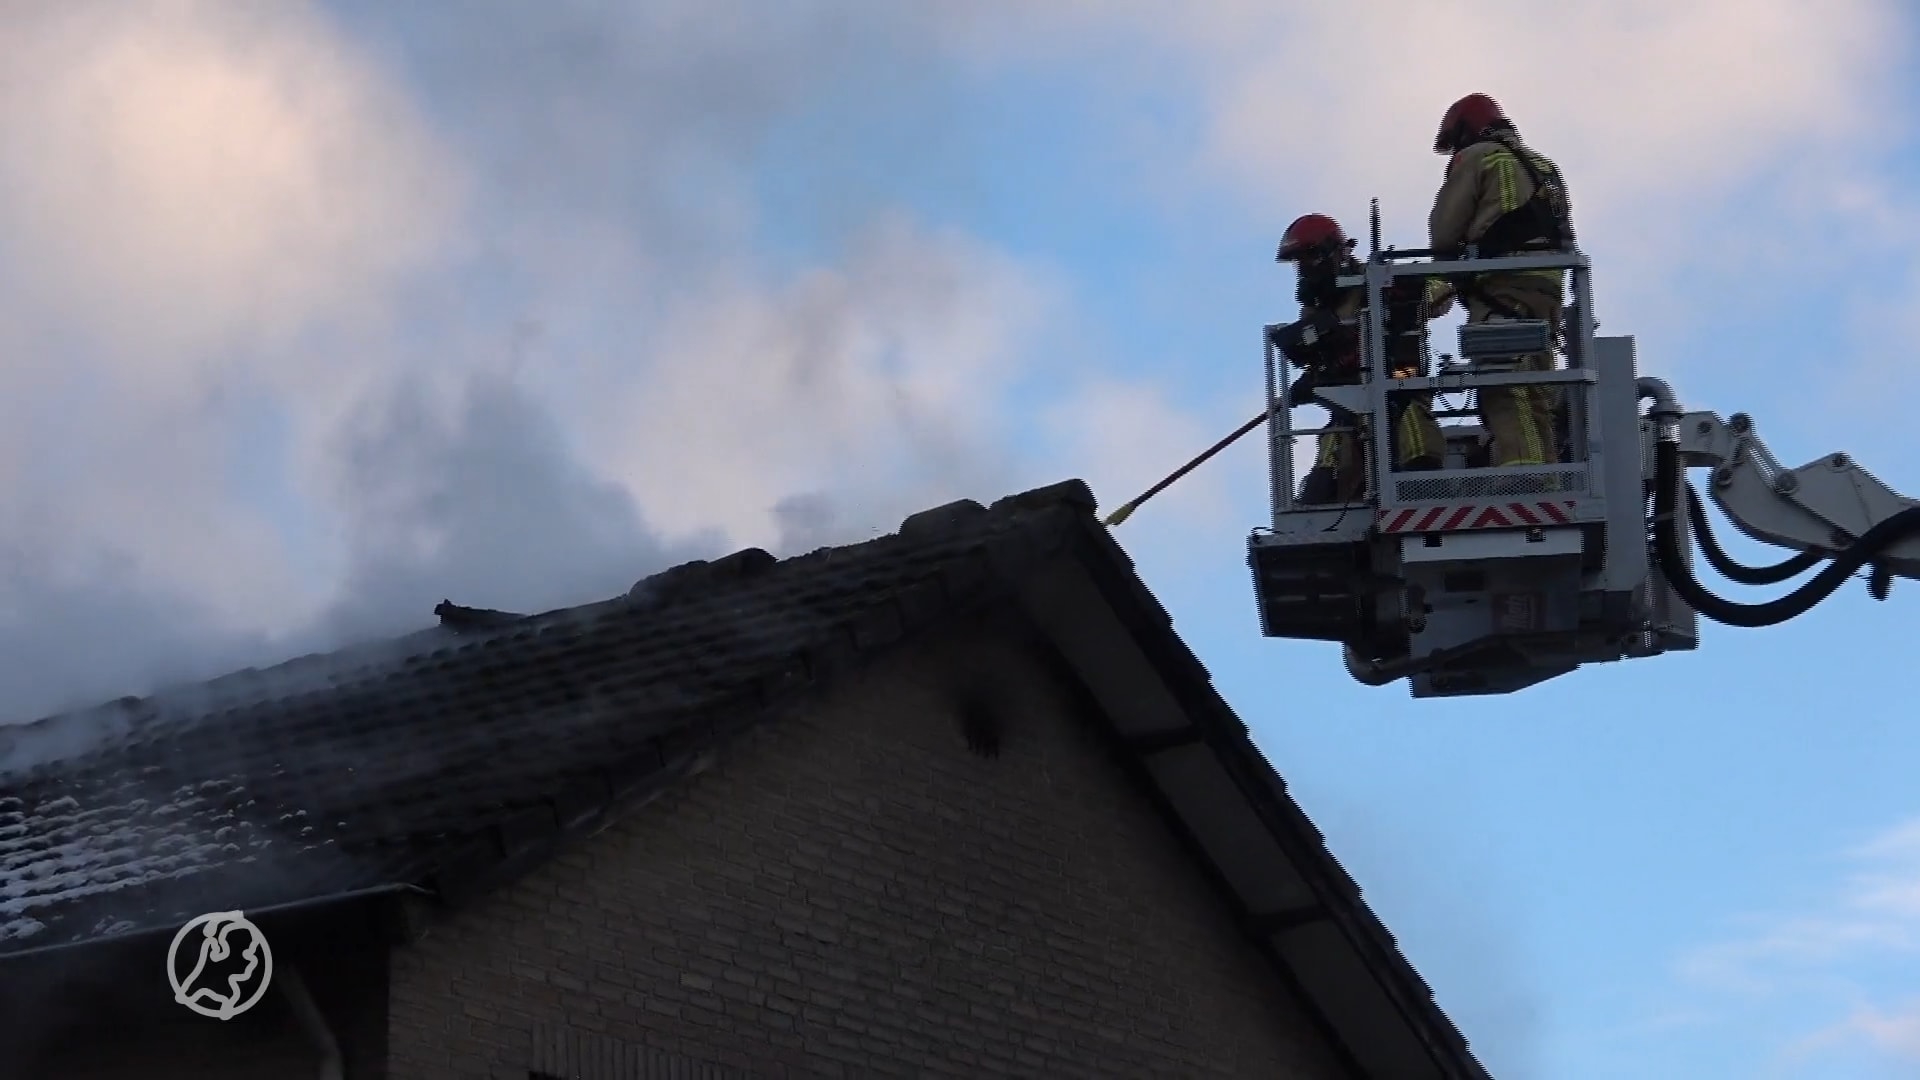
[1672,816,1920,1070]
[1782,998,1920,1074]
[985,0,1920,401]
[0,0,1119,734]
[0,558,268,730]
[0,0,468,631]
[1047,0,1910,227]
[0,0,463,375]
[1679,820,1920,994]
[579,212,1065,547]
[312,369,727,643]
[0,0,1901,750]
[1042,377,1247,526]
[4,0,1901,713]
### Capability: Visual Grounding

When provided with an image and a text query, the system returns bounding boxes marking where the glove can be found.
[1269,319,1314,368]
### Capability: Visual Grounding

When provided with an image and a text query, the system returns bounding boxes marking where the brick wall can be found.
[387,622,1350,1080]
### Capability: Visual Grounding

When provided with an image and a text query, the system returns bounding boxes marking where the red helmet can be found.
[1434,93,1509,153]
[1277,213,1350,263]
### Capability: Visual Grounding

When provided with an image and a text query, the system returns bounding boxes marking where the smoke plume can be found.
[0,0,1068,733]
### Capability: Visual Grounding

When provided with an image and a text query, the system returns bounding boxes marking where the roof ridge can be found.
[0,479,1104,780]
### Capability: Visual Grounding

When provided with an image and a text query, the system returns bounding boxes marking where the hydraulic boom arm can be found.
[1674,410,1920,579]
[1646,386,1920,629]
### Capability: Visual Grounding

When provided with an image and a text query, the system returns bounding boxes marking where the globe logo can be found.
[166,910,274,1020]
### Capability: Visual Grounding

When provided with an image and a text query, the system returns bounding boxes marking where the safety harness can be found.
[1442,135,1574,321]
[1467,136,1573,257]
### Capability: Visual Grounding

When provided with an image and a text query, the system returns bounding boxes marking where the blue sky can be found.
[2,3,1919,1077]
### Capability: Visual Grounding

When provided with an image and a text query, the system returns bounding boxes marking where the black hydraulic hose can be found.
[1684,482,1824,585]
[1652,440,1920,627]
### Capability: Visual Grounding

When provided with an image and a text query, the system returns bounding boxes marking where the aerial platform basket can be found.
[1248,239,1698,697]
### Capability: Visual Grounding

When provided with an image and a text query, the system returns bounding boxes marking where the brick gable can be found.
[389,627,1347,1079]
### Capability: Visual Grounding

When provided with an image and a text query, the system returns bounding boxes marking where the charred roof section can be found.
[434,601,528,634]
[0,478,1491,1079]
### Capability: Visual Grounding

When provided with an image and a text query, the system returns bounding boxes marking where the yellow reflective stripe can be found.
[1396,406,1430,462]
[1509,387,1548,465]
[1315,433,1341,468]
[1483,151,1522,213]
[1481,147,1556,212]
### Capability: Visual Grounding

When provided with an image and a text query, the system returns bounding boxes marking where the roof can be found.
[0,479,1492,1079]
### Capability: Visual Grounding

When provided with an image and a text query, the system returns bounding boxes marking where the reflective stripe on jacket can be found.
[1429,140,1565,289]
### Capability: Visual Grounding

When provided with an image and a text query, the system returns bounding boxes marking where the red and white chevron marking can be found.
[1378,499,1576,534]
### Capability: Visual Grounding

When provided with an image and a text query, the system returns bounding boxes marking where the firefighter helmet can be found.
[1277,213,1350,263]
[1434,93,1510,154]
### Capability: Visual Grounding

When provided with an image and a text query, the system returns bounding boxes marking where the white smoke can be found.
[0,1,1087,729]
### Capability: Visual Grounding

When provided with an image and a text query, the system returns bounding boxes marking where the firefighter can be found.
[1271,213,1446,504]
[1428,92,1575,469]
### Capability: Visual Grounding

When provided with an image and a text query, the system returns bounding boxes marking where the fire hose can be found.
[1101,405,1277,528]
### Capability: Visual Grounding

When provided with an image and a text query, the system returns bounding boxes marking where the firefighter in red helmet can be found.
[1270,213,1445,504]
[1428,92,1575,470]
